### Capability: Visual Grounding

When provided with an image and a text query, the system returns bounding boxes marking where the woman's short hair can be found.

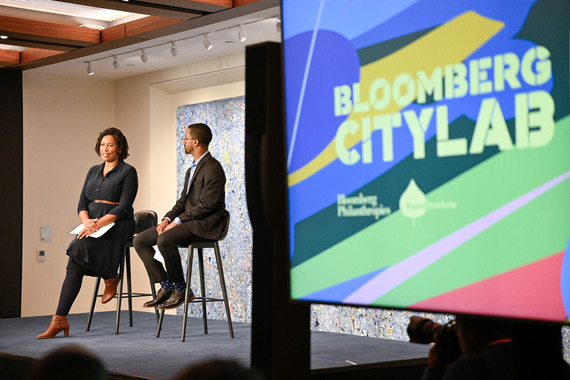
[95,127,129,160]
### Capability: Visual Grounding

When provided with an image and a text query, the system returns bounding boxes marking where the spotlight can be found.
[0,35,7,40]
[238,25,246,42]
[140,48,148,63]
[113,55,119,70]
[86,61,94,76]
[275,18,282,32]
[170,41,178,57]
[203,33,213,50]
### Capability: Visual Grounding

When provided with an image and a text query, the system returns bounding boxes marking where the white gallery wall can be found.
[22,53,245,318]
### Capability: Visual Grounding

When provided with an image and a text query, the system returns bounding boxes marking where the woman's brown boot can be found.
[101,277,118,304]
[36,315,69,339]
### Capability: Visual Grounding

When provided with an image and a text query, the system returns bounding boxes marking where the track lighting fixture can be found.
[140,48,148,63]
[78,15,279,74]
[238,25,246,42]
[170,41,178,57]
[203,33,213,50]
[86,61,94,76]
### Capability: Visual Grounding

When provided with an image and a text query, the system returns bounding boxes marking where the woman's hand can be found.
[78,226,93,239]
[77,210,117,239]
[76,214,99,239]
[83,218,99,232]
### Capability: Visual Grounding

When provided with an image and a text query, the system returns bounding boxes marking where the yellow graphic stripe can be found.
[288,11,504,187]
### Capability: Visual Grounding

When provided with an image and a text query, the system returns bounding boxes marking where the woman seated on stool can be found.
[37,127,138,339]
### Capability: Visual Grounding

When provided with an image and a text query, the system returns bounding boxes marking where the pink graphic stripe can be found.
[410,252,566,322]
[343,171,570,305]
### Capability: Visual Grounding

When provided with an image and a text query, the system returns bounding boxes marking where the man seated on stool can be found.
[134,123,228,309]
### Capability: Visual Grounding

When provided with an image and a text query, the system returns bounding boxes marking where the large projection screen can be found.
[283,0,570,323]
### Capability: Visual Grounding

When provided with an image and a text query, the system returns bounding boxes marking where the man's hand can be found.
[428,343,444,366]
[163,221,178,233]
[156,219,169,235]
[157,219,178,235]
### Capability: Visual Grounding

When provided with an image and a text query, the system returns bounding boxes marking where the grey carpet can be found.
[0,311,429,379]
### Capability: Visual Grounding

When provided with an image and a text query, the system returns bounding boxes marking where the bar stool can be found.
[87,210,158,333]
[156,211,233,342]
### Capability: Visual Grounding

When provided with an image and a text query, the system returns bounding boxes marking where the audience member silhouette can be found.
[27,344,108,380]
[420,315,515,380]
[173,359,263,380]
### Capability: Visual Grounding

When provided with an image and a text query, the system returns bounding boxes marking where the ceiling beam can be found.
[56,0,226,20]
[1,0,278,71]
[100,16,186,43]
[234,0,265,6]
[125,16,187,37]
[0,15,100,47]
[136,0,232,12]
[0,38,76,52]
[0,49,19,66]
[20,49,63,63]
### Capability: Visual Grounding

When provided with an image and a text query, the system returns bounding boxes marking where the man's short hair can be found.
[188,123,212,147]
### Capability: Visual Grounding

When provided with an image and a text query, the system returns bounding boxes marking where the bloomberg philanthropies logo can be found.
[337,193,391,220]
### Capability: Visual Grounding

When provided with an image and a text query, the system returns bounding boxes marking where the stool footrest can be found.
[121,292,153,298]
[191,297,224,303]
[95,292,153,299]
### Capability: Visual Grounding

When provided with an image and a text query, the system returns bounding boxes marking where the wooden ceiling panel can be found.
[0,15,100,47]
[0,49,19,65]
[20,48,63,63]
[0,0,273,70]
[137,0,232,13]
[0,38,75,52]
[234,0,264,6]
[58,0,221,19]
[100,24,126,44]
[125,16,186,38]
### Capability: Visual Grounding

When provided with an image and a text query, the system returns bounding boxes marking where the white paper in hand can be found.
[69,222,115,238]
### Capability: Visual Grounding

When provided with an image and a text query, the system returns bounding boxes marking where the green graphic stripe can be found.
[374,178,570,308]
[291,115,570,299]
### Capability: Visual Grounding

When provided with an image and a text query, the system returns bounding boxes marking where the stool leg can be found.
[150,282,159,323]
[126,249,133,327]
[182,244,195,342]
[86,277,101,331]
[214,242,234,338]
[198,248,208,335]
[156,309,165,338]
[115,252,126,334]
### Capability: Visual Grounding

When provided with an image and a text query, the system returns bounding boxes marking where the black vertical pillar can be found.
[512,321,565,378]
[246,42,311,379]
[0,70,23,319]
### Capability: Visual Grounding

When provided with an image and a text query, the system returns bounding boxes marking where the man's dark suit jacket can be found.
[164,152,228,240]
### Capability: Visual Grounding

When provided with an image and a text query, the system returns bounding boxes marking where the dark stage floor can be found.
[0,311,430,379]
